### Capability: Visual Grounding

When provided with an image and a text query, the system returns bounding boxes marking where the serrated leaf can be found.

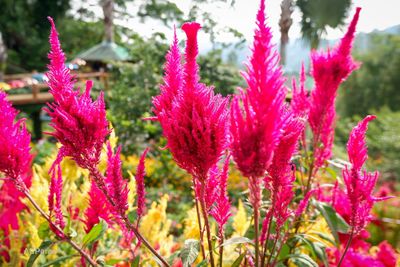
[231,253,245,267]
[285,254,318,267]
[40,255,76,267]
[38,222,50,240]
[314,201,349,244]
[179,239,199,267]
[219,236,254,248]
[82,219,108,247]
[26,240,53,267]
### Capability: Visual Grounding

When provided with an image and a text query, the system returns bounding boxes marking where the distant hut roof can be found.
[76,41,131,62]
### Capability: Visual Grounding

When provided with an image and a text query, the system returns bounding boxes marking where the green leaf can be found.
[26,240,53,267]
[40,255,76,267]
[37,222,50,240]
[196,260,208,267]
[313,242,329,267]
[179,239,200,267]
[131,255,140,267]
[231,253,245,267]
[284,254,318,267]
[219,236,254,248]
[314,201,349,244]
[82,219,108,247]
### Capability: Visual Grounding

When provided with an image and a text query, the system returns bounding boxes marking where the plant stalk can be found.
[193,177,206,260]
[21,188,98,266]
[199,180,216,267]
[337,229,354,267]
[261,204,275,267]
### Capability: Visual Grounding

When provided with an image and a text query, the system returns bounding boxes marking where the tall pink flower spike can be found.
[343,115,392,234]
[0,91,32,249]
[152,22,229,180]
[135,147,150,225]
[230,0,286,181]
[45,17,110,171]
[309,8,361,169]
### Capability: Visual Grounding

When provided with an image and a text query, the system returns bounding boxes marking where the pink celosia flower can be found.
[48,163,65,231]
[264,110,306,229]
[106,142,129,227]
[376,241,398,267]
[135,148,149,223]
[210,155,232,231]
[291,63,310,117]
[308,8,361,169]
[84,181,113,233]
[343,115,390,234]
[152,22,229,180]
[230,0,286,180]
[45,17,109,171]
[0,92,32,188]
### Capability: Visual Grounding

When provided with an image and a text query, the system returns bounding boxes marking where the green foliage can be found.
[82,219,108,247]
[339,34,400,117]
[179,239,200,267]
[336,108,400,180]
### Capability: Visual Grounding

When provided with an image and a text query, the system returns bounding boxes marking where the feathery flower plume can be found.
[45,17,109,171]
[48,163,65,231]
[230,0,286,180]
[291,63,310,117]
[0,92,32,188]
[152,22,229,180]
[308,8,361,169]
[210,155,232,230]
[264,111,306,230]
[84,181,112,233]
[135,148,149,224]
[343,115,390,234]
[106,142,129,227]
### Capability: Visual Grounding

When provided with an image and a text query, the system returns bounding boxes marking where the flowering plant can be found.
[0,0,398,266]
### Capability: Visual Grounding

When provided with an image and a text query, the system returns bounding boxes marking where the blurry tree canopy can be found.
[338,33,400,117]
[296,0,351,48]
[0,0,71,72]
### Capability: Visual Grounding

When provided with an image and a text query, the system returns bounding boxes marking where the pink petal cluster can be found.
[106,143,129,227]
[308,8,361,169]
[45,17,109,170]
[210,156,232,230]
[291,63,310,117]
[48,163,65,231]
[135,148,149,223]
[264,110,306,229]
[230,0,286,181]
[0,92,32,186]
[343,115,388,234]
[84,181,113,233]
[152,22,229,180]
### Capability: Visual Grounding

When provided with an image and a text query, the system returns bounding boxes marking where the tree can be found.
[279,0,294,65]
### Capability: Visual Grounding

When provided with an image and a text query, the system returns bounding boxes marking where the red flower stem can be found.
[265,232,279,267]
[337,229,354,267]
[20,187,98,266]
[89,168,170,267]
[199,180,216,267]
[249,176,261,267]
[261,203,275,266]
[254,206,260,267]
[193,177,206,260]
[218,231,224,267]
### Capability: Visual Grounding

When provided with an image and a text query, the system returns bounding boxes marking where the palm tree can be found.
[279,0,294,65]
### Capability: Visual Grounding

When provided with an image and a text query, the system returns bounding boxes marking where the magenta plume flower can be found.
[291,63,310,117]
[48,163,65,231]
[152,22,229,180]
[135,148,149,224]
[84,181,113,233]
[308,8,361,169]
[106,142,129,226]
[230,0,286,180]
[343,115,390,234]
[0,92,32,187]
[45,17,109,170]
[265,111,306,229]
[210,155,232,231]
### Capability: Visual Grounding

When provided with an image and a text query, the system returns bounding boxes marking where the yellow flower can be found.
[232,199,250,237]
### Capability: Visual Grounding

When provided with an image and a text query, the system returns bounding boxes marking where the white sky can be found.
[80,0,400,47]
